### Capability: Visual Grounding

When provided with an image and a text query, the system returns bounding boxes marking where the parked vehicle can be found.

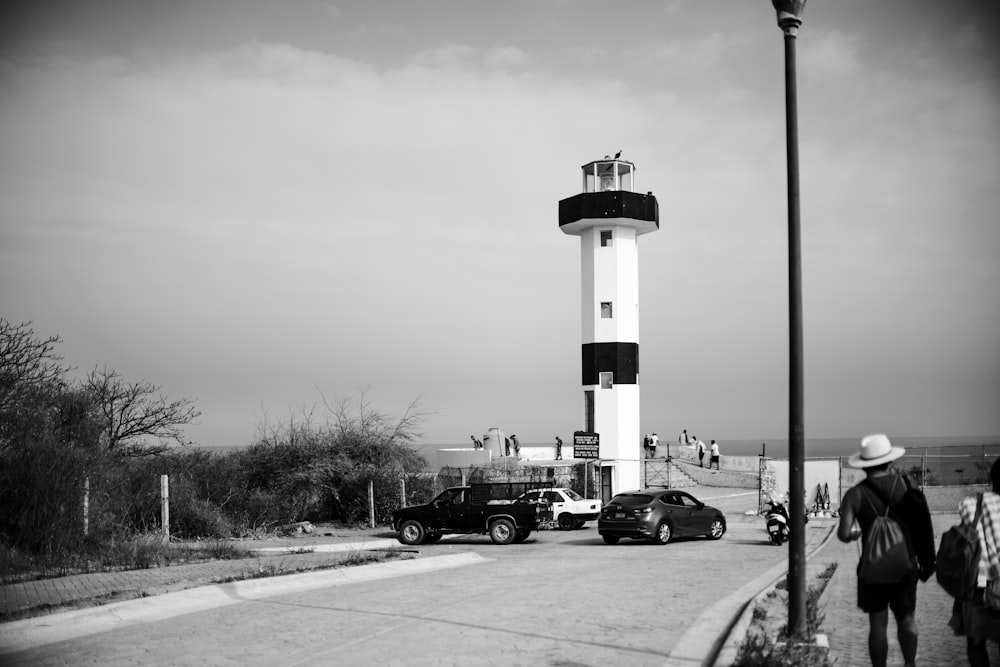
[515,487,603,530]
[392,483,550,546]
[765,500,789,545]
[598,488,726,545]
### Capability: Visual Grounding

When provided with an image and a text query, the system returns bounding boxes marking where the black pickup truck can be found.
[392,482,551,545]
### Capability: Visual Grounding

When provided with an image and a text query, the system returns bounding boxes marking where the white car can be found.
[516,487,602,530]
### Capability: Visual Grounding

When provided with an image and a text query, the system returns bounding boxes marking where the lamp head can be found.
[771,0,806,34]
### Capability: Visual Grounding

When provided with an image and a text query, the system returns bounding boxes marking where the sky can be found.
[1,0,998,449]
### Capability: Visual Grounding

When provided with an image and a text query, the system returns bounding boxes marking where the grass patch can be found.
[214,548,410,584]
[0,536,252,584]
[733,562,838,667]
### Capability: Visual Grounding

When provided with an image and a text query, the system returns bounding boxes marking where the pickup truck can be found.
[392,483,551,545]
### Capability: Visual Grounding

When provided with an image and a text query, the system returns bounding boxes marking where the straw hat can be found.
[848,433,905,468]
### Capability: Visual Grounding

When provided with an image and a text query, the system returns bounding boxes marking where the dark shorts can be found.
[857,571,918,616]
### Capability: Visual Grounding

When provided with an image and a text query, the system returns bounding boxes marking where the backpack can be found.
[936,494,984,600]
[858,476,916,584]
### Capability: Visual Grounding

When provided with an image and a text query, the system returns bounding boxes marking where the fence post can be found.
[368,479,375,528]
[400,478,406,508]
[160,474,170,542]
[921,451,927,492]
[838,457,843,508]
[83,476,90,537]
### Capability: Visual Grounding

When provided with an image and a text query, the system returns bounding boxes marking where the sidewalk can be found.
[1,533,396,620]
[819,513,967,666]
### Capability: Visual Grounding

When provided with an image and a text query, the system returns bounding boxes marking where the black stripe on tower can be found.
[581,342,638,385]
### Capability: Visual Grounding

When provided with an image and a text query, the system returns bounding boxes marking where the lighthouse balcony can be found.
[558,190,659,236]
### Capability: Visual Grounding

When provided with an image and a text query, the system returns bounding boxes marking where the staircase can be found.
[643,459,698,489]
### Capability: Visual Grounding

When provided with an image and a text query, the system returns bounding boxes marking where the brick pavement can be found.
[1,537,397,619]
[819,513,985,667]
[712,511,996,666]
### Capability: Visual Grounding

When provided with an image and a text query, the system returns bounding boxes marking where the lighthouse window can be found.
[599,372,613,389]
[600,302,613,318]
[584,391,595,431]
[600,230,613,247]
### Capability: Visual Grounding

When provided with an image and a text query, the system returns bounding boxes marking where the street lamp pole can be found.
[771,0,807,641]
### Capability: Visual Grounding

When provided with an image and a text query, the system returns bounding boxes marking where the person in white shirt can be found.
[709,440,720,470]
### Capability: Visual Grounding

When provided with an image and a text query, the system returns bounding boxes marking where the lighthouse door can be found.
[600,466,613,503]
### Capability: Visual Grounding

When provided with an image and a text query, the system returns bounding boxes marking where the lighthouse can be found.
[558,157,658,498]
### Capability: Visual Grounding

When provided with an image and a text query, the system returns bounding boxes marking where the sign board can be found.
[573,431,600,459]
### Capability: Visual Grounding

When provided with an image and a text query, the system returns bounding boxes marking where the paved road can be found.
[3,491,838,667]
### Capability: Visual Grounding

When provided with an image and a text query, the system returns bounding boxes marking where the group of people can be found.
[838,433,1000,667]
[678,429,721,470]
[468,434,564,460]
[468,433,520,458]
[642,432,660,458]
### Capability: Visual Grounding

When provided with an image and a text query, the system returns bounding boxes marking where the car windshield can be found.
[611,494,653,506]
[563,489,583,501]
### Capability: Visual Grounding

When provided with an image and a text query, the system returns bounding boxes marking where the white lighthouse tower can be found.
[559,157,659,499]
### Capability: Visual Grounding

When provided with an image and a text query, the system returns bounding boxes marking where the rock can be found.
[278,521,315,536]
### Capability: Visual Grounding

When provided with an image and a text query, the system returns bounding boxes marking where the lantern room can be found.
[559,157,658,237]
[582,158,635,193]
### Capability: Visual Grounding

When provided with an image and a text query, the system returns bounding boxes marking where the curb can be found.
[249,538,400,554]
[704,523,838,666]
[0,552,490,656]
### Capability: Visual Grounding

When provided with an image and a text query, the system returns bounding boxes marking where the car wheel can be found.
[398,520,426,545]
[558,513,576,530]
[602,534,620,545]
[708,517,726,540]
[513,529,530,543]
[489,518,516,545]
[653,521,672,545]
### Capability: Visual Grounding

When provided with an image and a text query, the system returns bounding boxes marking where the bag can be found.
[936,494,983,599]
[985,579,1000,610]
[858,477,916,584]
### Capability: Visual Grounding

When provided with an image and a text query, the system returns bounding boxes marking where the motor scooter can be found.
[765,500,790,546]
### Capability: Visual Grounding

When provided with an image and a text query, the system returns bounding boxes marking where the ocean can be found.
[411,436,1000,484]
[413,436,1000,461]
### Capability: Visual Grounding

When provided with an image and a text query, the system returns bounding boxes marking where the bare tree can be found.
[0,319,68,413]
[322,388,426,446]
[84,366,201,456]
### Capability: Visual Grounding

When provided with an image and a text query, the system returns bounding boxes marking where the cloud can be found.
[1,19,998,445]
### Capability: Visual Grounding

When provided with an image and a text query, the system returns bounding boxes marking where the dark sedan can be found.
[598,488,726,545]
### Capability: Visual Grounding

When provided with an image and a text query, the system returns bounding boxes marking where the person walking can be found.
[837,434,935,667]
[649,433,659,458]
[642,433,651,459]
[709,440,720,470]
[511,434,520,459]
[950,457,1000,666]
[679,429,690,447]
[696,438,707,467]
[555,436,563,460]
